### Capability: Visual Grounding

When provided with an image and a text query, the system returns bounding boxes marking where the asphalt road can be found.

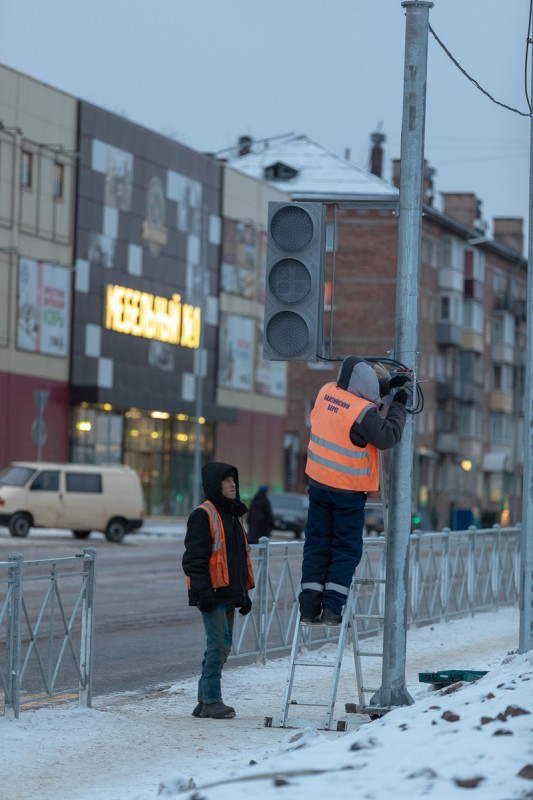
[0,527,205,699]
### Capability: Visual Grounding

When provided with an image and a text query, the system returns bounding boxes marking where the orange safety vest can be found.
[305,382,380,492]
[186,500,255,591]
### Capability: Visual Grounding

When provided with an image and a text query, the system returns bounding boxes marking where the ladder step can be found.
[289,701,330,708]
[353,613,384,620]
[353,578,386,585]
[358,651,383,658]
[294,659,338,668]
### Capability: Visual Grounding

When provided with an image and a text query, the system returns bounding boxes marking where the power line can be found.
[428,23,531,118]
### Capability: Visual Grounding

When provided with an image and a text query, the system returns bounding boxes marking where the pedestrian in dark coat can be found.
[182,461,254,719]
[246,485,274,543]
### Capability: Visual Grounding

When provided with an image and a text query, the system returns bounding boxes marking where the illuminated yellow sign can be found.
[105,285,201,348]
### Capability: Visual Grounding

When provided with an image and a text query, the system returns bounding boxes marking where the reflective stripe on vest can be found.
[186,500,255,591]
[305,383,380,491]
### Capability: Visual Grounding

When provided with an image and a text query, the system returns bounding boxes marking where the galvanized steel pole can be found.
[519,34,533,654]
[372,0,433,709]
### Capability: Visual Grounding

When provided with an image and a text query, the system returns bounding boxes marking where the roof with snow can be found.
[224,133,399,207]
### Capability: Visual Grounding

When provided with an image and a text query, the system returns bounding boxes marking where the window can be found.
[489,413,514,446]
[326,221,336,253]
[53,162,64,199]
[439,292,462,324]
[31,471,60,492]
[460,406,482,438]
[65,472,102,493]
[464,248,485,281]
[21,150,33,188]
[438,237,464,271]
[460,351,483,385]
[492,364,513,392]
[463,299,484,333]
[492,312,515,347]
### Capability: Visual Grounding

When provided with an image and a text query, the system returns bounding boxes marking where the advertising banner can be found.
[17,257,71,356]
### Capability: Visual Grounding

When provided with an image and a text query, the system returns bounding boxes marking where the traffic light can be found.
[263,202,327,361]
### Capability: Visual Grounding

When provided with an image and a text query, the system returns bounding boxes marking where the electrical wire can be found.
[428,23,531,118]
[314,353,425,415]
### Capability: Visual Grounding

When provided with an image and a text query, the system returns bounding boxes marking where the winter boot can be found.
[191,702,203,717]
[299,588,323,624]
[199,701,236,719]
[320,606,342,626]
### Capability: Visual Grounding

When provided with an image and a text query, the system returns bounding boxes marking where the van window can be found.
[65,472,102,493]
[0,465,37,486]
[31,471,60,492]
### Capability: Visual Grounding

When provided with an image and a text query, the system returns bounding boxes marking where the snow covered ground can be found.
[3,605,532,800]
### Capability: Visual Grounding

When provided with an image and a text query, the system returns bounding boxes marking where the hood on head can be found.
[202,461,240,505]
[336,356,383,406]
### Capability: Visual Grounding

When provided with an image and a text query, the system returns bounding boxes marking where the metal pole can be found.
[192,206,208,509]
[519,33,533,653]
[372,0,433,709]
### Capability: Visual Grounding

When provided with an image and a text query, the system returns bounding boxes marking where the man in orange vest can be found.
[182,461,254,719]
[299,356,411,625]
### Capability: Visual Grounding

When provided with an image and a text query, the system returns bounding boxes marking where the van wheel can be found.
[105,518,127,543]
[9,512,32,537]
[72,531,91,539]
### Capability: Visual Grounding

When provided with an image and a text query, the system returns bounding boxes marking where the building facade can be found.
[228,135,527,529]
[215,164,290,500]
[71,101,228,515]
[0,65,77,466]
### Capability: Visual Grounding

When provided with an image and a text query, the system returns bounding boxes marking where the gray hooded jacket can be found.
[331,356,407,451]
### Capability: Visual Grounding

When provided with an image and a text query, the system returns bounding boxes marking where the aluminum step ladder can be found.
[268,458,390,730]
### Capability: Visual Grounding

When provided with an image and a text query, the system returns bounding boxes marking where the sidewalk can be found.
[2,606,522,800]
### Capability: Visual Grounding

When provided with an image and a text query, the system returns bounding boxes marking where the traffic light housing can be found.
[263,202,327,361]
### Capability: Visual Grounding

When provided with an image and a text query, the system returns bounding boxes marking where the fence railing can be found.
[231,525,521,664]
[1,527,520,716]
[0,548,97,718]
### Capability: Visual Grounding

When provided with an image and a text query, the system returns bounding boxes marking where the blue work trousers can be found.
[301,485,366,614]
[197,603,235,704]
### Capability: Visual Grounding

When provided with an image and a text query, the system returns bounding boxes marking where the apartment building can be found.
[228,134,527,529]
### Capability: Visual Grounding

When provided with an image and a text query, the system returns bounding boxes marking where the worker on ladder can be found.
[299,356,411,625]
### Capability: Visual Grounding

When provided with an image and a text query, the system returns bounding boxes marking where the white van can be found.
[0,462,145,543]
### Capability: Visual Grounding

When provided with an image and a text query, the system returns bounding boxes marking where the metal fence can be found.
[1,526,520,717]
[231,525,521,664]
[0,548,97,718]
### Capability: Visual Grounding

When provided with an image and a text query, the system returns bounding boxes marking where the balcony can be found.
[489,391,513,413]
[436,432,461,454]
[438,322,462,347]
[461,331,484,353]
[436,380,461,402]
[491,342,515,364]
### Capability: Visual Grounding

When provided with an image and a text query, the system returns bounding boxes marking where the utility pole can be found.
[192,206,208,509]
[372,0,433,709]
[519,32,533,653]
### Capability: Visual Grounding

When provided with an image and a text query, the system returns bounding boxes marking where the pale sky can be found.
[0,0,529,245]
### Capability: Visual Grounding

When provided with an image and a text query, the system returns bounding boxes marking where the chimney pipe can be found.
[370,131,386,177]
[237,135,252,157]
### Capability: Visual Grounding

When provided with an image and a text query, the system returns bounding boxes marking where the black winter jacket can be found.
[182,461,250,608]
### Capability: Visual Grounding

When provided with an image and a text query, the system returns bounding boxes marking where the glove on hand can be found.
[394,388,412,406]
[389,374,411,389]
[198,590,217,613]
[239,595,252,616]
